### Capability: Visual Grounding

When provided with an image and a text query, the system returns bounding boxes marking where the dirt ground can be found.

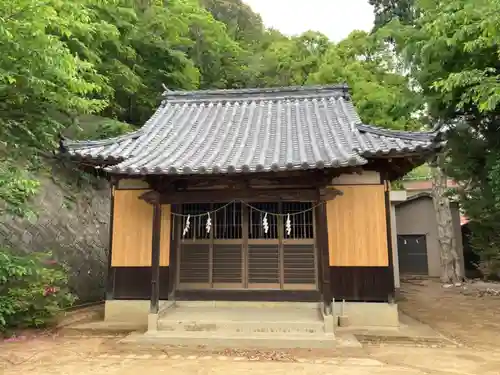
[399,277,500,349]
[1,279,500,375]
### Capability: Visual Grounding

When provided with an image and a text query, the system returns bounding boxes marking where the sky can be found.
[243,0,375,42]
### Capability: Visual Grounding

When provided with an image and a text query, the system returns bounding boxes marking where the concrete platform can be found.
[120,330,361,349]
[61,301,454,349]
[338,313,458,346]
[131,302,344,349]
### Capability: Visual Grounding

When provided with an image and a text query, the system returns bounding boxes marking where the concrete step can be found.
[121,330,351,349]
[157,319,325,334]
[157,306,326,334]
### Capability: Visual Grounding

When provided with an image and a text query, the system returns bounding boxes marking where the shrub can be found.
[0,249,76,331]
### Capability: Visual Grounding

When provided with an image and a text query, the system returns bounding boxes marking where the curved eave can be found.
[356,123,438,142]
[359,142,443,158]
[61,129,144,150]
[61,151,125,168]
[356,123,444,159]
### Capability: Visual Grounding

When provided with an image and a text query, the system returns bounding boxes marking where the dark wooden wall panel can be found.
[329,266,394,302]
[111,267,170,300]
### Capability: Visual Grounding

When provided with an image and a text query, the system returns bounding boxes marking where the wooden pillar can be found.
[106,179,117,300]
[382,174,396,303]
[150,199,162,314]
[316,191,332,312]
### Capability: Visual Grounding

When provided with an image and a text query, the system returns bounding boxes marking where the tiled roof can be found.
[62,85,440,175]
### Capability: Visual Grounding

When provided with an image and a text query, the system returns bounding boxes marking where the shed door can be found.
[397,234,428,275]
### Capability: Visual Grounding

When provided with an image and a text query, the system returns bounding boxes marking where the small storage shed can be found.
[395,193,465,277]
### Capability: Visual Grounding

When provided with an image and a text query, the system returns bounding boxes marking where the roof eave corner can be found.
[341,82,351,100]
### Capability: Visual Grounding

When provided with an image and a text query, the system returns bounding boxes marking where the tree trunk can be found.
[431,154,462,284]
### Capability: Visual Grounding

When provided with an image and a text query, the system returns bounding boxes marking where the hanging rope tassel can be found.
[182,214,191,237]
[285,213,292,236]
[169,200,323,219]
[205,213,212,234]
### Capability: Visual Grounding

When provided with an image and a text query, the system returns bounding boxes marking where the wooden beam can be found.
[139,187,342,204]
[140,190,161,205]
[135,168,352,191]
[320,188,343,200]
[169,188,319,203]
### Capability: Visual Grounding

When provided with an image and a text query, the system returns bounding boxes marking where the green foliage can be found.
[68,116,135,141]
[199,0,265,49]
[0,249,76,331]
[369,0,416,30]
[0,0,112,216]
[404,164,431,180]
[0,161,39,218]
[0,0,108,151]
[59,0,202,125]
[307,30,424,129]
[241,28,424,129]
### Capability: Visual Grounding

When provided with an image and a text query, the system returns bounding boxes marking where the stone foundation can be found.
[105,300,168,324]
[332,302,399,328]
[105,300,399,330]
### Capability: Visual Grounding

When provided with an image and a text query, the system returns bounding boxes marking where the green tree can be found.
[245,29,423,129]
[65,0,248,124]
[248,31,330,87]
[0,0,111,215]
[308,31,423,129]
[369,0,416,30]
[61,0,201,125]
[199,0,266,49]
[391,0,500,278]
[0,0,108,151]
[176,0,247,89]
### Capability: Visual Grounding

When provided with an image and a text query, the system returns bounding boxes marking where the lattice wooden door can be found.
[176,201,317,290]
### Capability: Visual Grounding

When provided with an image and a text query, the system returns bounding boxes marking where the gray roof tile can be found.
[62,85,439,175]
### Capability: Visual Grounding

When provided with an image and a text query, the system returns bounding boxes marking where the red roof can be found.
[402,179,458,191]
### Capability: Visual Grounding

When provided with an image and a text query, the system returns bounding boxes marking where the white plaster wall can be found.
[331,171,381,185]
[117,179,150,189]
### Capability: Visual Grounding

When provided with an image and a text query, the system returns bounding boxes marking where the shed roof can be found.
[396,192,461,208]
[396,192,433,206]
[62,85,440,175]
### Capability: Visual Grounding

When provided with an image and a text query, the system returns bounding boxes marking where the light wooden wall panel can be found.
[111,189,171,267]
[326,185,389,267]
